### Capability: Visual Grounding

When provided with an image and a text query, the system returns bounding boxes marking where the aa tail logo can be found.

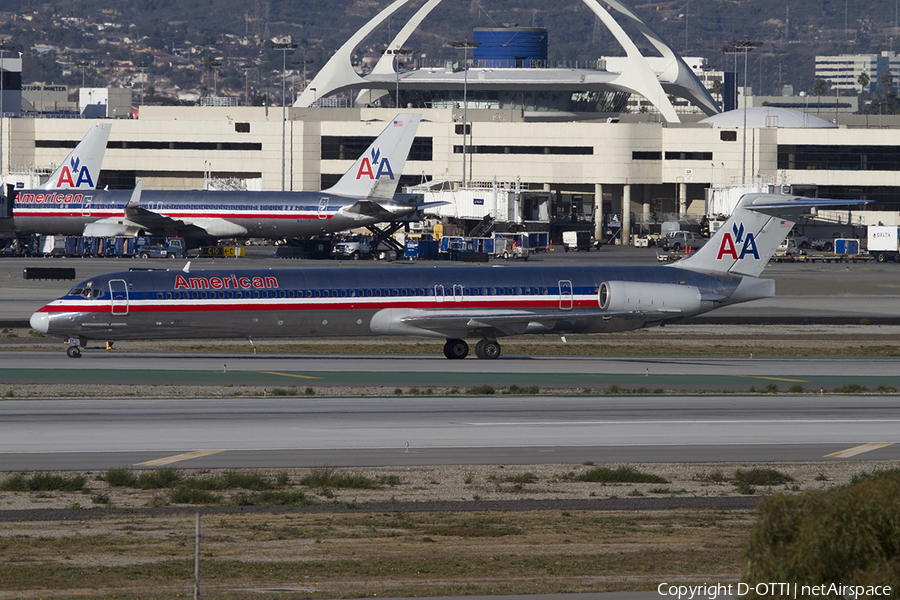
[55,156,95,189]
[717,221,759,260]
[355,147,395,181]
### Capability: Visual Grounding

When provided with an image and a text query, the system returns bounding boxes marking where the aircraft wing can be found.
[340,200,401,222]
[399,309,680,337]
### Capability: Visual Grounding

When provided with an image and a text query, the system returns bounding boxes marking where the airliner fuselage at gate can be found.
[7,114,426,243]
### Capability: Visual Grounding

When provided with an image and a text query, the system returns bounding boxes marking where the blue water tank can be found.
[472,27,548,68]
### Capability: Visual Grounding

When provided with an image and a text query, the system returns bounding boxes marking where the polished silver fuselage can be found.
[9,189,415,239]
[31,264,762,345]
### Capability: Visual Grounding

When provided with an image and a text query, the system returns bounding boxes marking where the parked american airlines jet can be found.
[31,193,866,359]
[9,115,427,242]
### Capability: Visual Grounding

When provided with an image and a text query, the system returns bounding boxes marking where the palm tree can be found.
[858,71,870,94]
[881,70,894,93]
[813,79,829,113]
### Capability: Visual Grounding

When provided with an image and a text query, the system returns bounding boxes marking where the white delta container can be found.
[867,226,900,263]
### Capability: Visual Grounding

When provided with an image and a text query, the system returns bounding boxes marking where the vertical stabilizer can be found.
[43,123,111,190]
[674,193,868,278]
[324,114,421,199]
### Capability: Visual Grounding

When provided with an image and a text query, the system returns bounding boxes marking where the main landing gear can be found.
[442,338,502,360]
[66,345,82,358]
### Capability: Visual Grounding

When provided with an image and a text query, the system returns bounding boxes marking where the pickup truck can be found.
[331,236,371,260]
[659,231,707,252]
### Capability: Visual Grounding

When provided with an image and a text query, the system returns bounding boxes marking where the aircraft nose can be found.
[30,311,49,334]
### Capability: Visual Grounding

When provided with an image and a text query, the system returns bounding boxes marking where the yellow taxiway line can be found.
[252,370,321,380]
[824,443,894,458]
[136,450,224,466]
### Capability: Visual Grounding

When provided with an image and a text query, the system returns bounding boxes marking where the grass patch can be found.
[504,472,538,484]
[375,474,402,487]
[467,384,495,395]
[102,466,138,487]
[0,472,87,492]
[733,468,794,487]
[136,467,184,489]
[169,486,220,504]
[232,490,312,506]
[572,466,669,484]
[269,387,297,396]
[299,467,379,489]
[834,383,870,394]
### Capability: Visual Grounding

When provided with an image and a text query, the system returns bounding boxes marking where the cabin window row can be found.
[153,286,559,300]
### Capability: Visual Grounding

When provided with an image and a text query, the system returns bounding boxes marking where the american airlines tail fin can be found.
[324,114,421,200]
[674,193,870,278]
[43,123,111,190]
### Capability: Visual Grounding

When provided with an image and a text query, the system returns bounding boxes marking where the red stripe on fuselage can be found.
[38,298,594,314]
[15,210,334,220]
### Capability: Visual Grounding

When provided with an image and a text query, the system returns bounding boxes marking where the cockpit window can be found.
[82,289,92,298]
[69,288,83,296]
[92,289,102,298]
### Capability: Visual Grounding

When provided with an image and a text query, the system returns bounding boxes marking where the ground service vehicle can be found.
[332,236,372,260]
[867,226,900,262]
[660,231,707,252]
[562,231,594,251]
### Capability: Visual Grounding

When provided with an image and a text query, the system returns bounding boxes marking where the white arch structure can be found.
[294,0,719,122]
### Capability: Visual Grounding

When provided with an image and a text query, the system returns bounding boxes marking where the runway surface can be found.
[2,392,898,470]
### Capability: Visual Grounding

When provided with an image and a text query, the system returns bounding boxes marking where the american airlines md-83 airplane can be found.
[8,115,427,243]
[31,193,866,359]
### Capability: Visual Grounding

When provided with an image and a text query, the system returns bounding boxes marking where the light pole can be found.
[0,40,13,186]
[450,39,481,188]
[383,47,416,108]
[240,63,254,106]
[724,39,762,186]
[272,40,298,192]
[210,60,221,97]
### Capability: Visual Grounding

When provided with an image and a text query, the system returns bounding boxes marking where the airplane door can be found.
[82,195,93,217]
[559,280,573,310]
[109,279,129,315]
[453,284,464,303]
[434,284,445,303]
[318,197,329,219]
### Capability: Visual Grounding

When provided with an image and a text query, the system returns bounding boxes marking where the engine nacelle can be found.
[598,281,702,314]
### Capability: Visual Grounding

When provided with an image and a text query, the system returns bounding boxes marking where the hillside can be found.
[1,0,897,105]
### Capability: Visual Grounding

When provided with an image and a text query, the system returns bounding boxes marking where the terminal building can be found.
[2,0,900,243]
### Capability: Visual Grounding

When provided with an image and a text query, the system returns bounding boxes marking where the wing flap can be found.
[399,309,677,337]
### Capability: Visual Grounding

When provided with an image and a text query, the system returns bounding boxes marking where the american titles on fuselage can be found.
[17,192,86,204]
[175,274,279,291]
